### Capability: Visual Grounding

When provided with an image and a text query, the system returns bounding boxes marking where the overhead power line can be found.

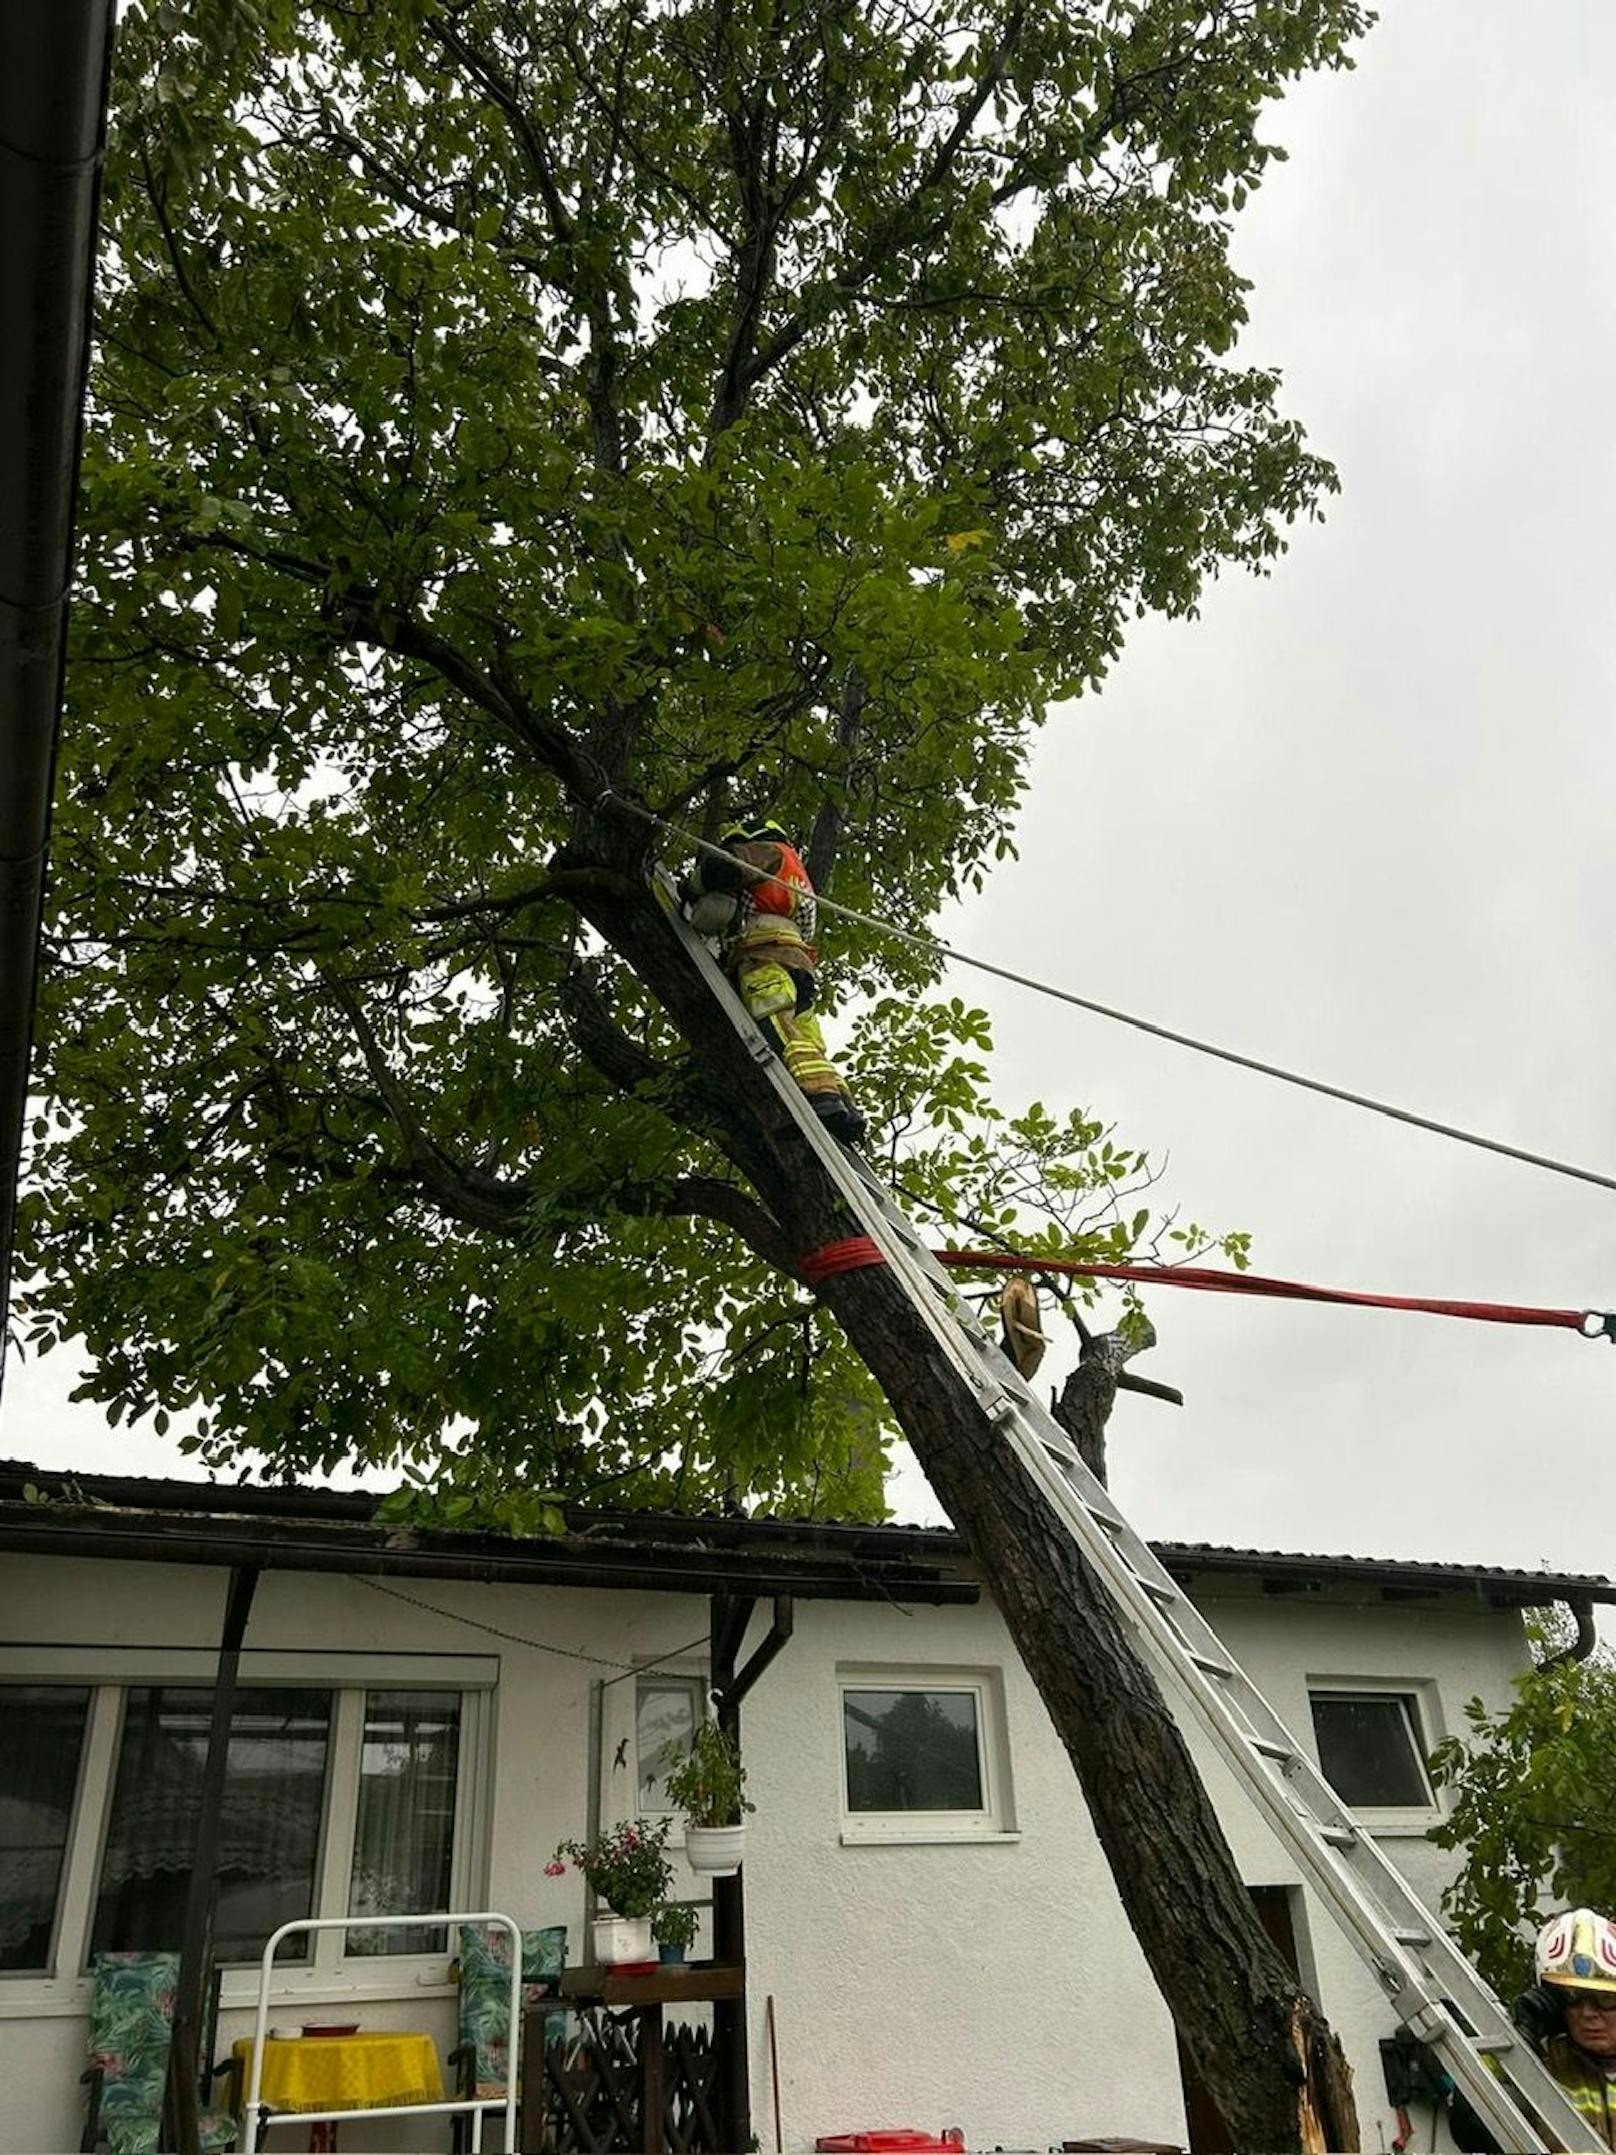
[615,797,1616,1199]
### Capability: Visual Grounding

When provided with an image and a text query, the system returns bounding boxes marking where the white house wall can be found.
[0,1548,1535,2153]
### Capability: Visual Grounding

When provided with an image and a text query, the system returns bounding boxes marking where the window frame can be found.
[836,1665,1017,1846]
[1306,1678,1444,1830]
[0,1650,496,2018]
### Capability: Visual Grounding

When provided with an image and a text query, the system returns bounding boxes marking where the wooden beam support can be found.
[722,1594,794,1713]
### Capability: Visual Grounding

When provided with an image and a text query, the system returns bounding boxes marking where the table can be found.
[523,1964,745,2154]
[232,2030,444,2151]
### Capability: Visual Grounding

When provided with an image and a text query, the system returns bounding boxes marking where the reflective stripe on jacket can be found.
[1543,2035,1616,2149]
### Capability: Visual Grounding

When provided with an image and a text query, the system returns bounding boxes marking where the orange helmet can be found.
[1536,1908,1616,1996]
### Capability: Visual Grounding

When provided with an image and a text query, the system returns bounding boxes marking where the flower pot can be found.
[657,1941,687,1965]
[684,1823,747,1877]
[591,1913,654,1965]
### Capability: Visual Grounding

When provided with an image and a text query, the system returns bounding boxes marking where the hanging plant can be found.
[662,1720,755,1829]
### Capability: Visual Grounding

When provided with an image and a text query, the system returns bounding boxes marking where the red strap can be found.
[800,1237,887,1288]
[936,1248,1596,1333]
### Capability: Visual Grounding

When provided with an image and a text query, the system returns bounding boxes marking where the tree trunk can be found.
[574,860,1360,2151]
[822,1265,1359,2151]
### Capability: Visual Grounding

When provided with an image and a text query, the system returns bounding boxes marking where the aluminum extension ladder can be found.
[654,870,1595,2150]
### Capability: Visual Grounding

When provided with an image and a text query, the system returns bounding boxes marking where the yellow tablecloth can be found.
[233,2031,444,2115]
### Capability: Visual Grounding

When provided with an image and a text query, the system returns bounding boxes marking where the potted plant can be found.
[662,1720,755,1877]
[651,1901,699,1966]
[549,1818,672,1965]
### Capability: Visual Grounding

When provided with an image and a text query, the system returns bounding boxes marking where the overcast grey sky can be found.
[7,1,1615,1586]
[886,0,1616,1578]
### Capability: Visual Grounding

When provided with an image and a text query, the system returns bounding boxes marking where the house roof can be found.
[1,1460,1609,1613]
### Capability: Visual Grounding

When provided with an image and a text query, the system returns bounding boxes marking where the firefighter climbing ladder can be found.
[654,871,1596,2150]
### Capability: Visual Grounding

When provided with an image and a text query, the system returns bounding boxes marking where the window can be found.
[348,1690,461,1954]
[635,1676,702,1814]
[837,1671,1013,1841]
[0,1660,490,2002]
[0,1687,91,1973]
[92,1686,332,1964]
[1309,1689,1436,1811]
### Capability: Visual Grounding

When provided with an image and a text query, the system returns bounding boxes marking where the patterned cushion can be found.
[456,1923,567,2094]
[104,2111,236,2155]
[88,1953,181,2129]
[87,1954,236,2151]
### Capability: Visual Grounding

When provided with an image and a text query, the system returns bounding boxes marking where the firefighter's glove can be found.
[1511,1984,1565,2054]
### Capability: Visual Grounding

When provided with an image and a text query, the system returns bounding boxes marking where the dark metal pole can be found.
[167,1565,258,2155]
[708,1593,751,2155]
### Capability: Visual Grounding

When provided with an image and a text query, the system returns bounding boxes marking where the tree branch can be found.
[1051,1316,1178,1486]
[615,1174,796,1276]
[719,2,1028,422]
[324,971,534,1233]
[424,12,577,245]
[805,663,867,891]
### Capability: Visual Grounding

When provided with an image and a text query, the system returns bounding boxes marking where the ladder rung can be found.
[1319,1823,1358,1847]
[1250,1736,1295,1762]
[1476,2037,1515,2056]
[1189,1652,1235,1680]
[1135,1575,1179,1604]
[1395,1927,1432,1947]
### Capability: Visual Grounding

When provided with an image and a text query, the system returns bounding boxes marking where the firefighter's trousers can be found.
[733,958,853,1109]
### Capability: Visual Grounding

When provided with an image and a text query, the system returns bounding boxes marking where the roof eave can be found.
[0,1499,983,1606]
[0,0,113,1359]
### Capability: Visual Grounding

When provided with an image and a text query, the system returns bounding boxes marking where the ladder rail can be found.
[654,873,1595,2149]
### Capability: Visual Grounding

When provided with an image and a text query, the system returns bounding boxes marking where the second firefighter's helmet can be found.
[1536,1907,1616,1996]
[721,816,791,849]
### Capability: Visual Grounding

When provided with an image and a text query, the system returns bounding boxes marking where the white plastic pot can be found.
[684,1823,747,1877]
[591,1913,654,1965]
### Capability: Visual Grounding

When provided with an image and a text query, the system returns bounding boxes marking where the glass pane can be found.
[0,1686,91,1972]
[92,1687,331,1964]
[843,1689,984,1814]
[636,1679,699,1812]
[347,1691,461,1955]
[1310,1693,1431,1807]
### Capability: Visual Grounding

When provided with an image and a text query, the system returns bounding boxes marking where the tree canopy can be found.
[1430,1617,1616,2000]
[22,0,1365,1519]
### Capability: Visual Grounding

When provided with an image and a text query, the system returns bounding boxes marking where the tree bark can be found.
[571,855,1360,2151]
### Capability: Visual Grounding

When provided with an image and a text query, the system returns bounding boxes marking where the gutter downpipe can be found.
[1539,1596,1599,1670]
[0,0,114,1382]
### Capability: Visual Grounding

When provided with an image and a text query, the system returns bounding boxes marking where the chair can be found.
[449,1923,567,2152]
[80,1951,239,2155]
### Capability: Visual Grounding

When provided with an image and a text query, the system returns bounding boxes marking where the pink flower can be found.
[544,1860,566,1877]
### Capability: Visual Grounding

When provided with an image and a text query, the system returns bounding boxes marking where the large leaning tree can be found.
[23,0,1371,2139]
